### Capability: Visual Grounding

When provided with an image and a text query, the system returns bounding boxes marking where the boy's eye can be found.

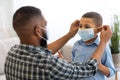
[85,24,91,28]
[79,25,82,28]
[79,24,82,28]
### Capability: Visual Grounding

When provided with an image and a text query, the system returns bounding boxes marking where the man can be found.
[5,6,112,80]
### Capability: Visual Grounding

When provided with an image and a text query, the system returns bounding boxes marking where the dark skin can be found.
[15,14,112,65]
[16,16,47,46]
[16,15,79,54]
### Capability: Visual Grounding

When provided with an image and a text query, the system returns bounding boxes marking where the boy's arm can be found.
[99,45,116,77]
[98,63,110,76]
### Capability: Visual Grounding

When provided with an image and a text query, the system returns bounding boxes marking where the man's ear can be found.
[34,26,41,36]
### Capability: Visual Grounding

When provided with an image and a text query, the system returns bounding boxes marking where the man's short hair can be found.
[82,12,103,27]
[13,6,42,29]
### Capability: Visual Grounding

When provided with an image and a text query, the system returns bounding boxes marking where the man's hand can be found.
[67,20,80,38]
[100,25,112,43]
[94,25,112,43]
[91,25,112,62]
[58,51,64,59]
[94,27,102,35]
[54,51,64,59]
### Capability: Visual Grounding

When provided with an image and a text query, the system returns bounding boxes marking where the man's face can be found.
[39,17,48,48]
[39,25,48,48]
[33,15,48,48]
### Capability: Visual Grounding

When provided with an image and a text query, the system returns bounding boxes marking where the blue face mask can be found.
[78,28,94,41]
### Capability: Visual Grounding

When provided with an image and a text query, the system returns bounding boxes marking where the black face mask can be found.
[40,30,48,48]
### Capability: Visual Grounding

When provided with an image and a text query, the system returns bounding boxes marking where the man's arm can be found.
[47,20,79,54]
[91,25,112,62]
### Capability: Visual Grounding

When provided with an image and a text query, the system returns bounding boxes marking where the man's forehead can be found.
[40,18,47,27]
[32,15,47,26]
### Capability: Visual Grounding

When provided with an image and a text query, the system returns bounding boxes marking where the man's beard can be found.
[40,31,48,48]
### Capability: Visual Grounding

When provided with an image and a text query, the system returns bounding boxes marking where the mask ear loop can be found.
[33,25,47,40]
[39,26,48,41]
[39,35,47,41]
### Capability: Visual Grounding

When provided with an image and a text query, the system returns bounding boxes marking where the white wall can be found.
[12,0,120,45]
[0,0,14,39]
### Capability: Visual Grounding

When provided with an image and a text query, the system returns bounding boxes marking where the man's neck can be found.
[20,37,39,47]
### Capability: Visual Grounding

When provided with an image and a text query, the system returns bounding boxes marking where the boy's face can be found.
[79,17,96,29]
[78,17,101,42]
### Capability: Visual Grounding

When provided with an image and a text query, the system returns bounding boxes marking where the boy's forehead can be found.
[80,17,94,24]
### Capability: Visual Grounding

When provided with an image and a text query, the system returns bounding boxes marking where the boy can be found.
[72,12,116,80]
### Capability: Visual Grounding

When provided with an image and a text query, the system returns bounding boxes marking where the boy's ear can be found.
[94,27,102,34]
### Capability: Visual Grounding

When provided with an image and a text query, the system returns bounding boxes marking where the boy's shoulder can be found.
[73,39,84,47]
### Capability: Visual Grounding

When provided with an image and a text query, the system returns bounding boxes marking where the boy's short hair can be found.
[13,6,42,29]
[82,12,103,27]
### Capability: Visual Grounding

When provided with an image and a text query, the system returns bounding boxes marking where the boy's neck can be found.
[85,36,97,45]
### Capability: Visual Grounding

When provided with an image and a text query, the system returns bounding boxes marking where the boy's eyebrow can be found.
[85,24,90,26]
[85,24,91,27]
